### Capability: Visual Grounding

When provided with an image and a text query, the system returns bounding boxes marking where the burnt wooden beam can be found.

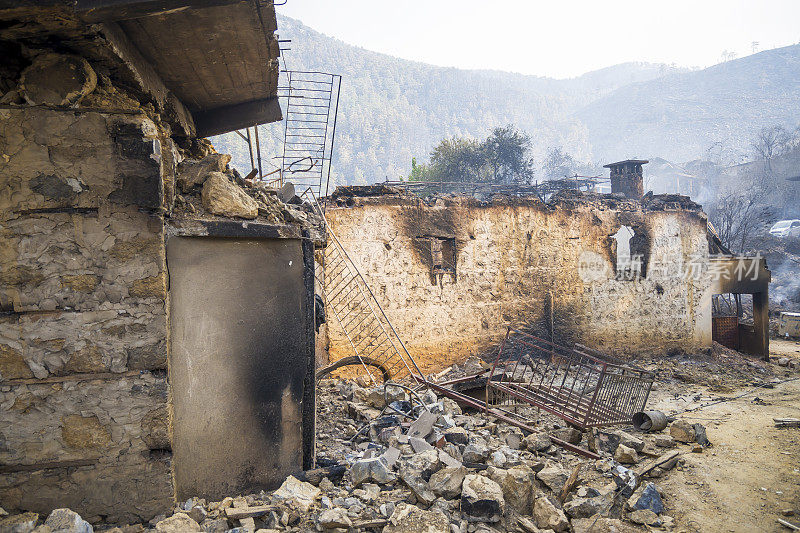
[193,97,282,138]
[77,0,245,22]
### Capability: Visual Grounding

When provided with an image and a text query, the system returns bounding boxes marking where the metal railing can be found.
[486,328,655,428]
[381,176,609,201]
[278,71,342,197]
[305,190,423,385]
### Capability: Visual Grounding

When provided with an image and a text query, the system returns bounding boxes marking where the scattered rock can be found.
[20,54,97,106]
[536,463,569,493]
[616,431,645,452]
[551,427,582,445]
[563,495,609,519]
[533,496,569,532]
[627,482,664,514]
[498,465,537,515]
[201,172,258,219]
[272,475,321,512]
[428,466,467,499]
[0,512,39,533]
[669,420,696,443]
[44,509,92,533]
[461,474,505,522]
[654,435,676,448]
[463,442,490,464]
[154,513,202,533]
[444,427,470,446]
[383,503,449,533]
[523,432,552,452]
[614,443,639,464]
[628,509,661,526]
[318,508,351,529]
[176,154,231,192]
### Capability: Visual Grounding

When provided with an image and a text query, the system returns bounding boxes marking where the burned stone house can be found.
[0,1,319,524]
[323,161,771,371]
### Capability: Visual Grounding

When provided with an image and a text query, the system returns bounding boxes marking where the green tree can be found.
[482,125,535,184]
[408,157,430,181]
[428,137,486,182]
[541,147,577,180]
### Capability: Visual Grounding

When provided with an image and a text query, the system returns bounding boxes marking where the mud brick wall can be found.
[0,107,174,523]
[325,195,713,369]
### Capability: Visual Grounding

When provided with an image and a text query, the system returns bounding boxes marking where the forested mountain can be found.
[211,15,800,188]
[578,45,800,163]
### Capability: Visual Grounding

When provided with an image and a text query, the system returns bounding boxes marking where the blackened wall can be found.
[167,236,311,500]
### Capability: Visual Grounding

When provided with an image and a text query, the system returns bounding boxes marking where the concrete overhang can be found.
[0,0,282,137]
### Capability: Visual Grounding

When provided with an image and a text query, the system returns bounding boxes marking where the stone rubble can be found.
[0,376,715,533]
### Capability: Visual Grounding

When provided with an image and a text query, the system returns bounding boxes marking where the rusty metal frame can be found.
[486,328,655,429]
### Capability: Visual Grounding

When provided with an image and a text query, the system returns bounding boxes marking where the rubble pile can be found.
[0,374,720,533]
[172,152,323,232]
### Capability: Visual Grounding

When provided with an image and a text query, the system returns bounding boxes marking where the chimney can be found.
[603,159,648,199]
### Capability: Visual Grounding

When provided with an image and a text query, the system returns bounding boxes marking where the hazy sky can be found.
[278,0,800,78]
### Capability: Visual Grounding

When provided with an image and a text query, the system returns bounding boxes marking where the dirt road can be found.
[647,341,800,532]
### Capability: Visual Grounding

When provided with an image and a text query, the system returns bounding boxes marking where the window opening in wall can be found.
[611,225,649,280]
[416,235,456,285]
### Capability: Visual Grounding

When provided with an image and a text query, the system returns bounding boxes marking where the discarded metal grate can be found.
[486,328,655,428]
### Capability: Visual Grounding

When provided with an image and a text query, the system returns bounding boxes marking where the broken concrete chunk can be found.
[200,518,228,533]
[550,427,582,445]
[654,435,676,448]
[499,464,537,515]
[44,508,92,533]
[410,436,435,453]
[563,495,610,519]
[155,513,202,533]
[533,495,569,532]
[20,54,97,106]
[428,466,467,499]
[201,172,259,219]
[438,448,463,469]
[176,154,231,192]
[669,420,696,443]
[444,426,469,445]
[460,474,504,522]
[383,503,449,533]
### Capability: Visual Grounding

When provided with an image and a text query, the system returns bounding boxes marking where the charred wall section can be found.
[325,192,712,367]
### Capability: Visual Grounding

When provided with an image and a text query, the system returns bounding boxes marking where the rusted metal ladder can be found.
[306,191,424,385]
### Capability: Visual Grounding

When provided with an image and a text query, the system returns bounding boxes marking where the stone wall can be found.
[325,192,713,370]
[0,107,173,523]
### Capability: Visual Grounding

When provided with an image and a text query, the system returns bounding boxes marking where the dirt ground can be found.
[647,339,800,533]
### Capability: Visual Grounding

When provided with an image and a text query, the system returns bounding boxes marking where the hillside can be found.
[577,44,800,162]
[211,16,800,187]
